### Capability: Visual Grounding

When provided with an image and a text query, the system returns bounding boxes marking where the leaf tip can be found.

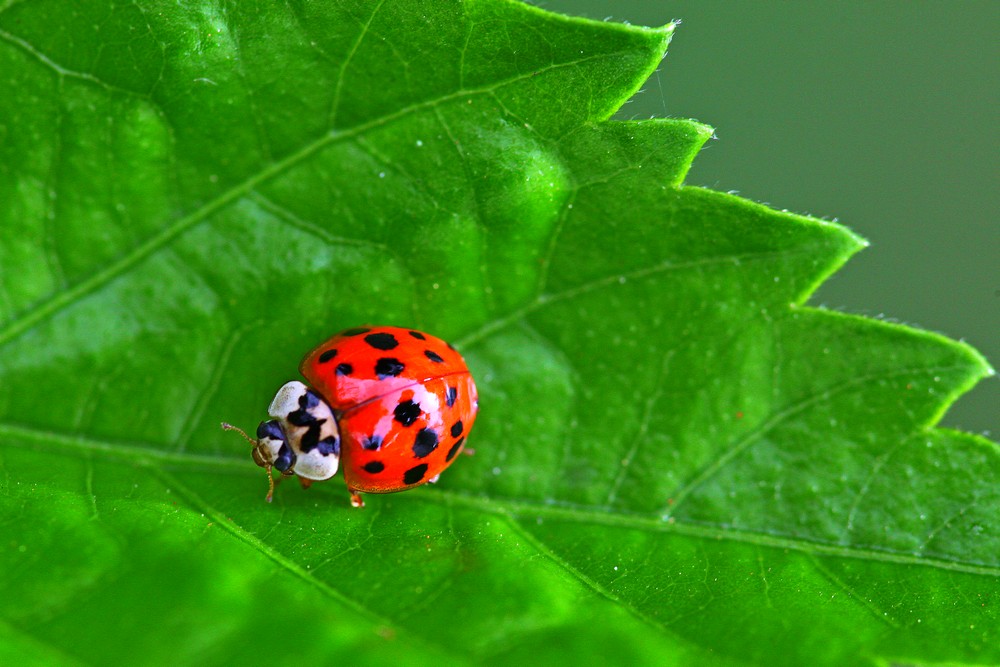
[658,20,680,38]
[843,225,870,254]
[883,319,996,428]
[925,338,996,429]
[692,121,715,141]
[961,339,996,381]
[808,216,870,276]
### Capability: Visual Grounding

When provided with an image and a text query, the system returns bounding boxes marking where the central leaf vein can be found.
[4,417,995,576]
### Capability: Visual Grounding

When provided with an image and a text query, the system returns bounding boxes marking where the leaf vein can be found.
[605,348,675,505]
[328,0,387,127]
[492,505,693,645]
[0,28,147,96]
[666,364,974,515]
[432,490,1000,577]
[456,247,803,349]
[147,464,470,661]
[807,554,900,630]
[249,190,389,251]
[0,51,637,350]
[175,320,262,451]
[5,420,997,576]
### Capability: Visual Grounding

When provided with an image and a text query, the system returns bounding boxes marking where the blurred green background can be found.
[536,0,998,435]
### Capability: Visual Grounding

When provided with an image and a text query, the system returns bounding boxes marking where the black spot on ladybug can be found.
[336,363,353,376]
[303,391,321,409]
[445,437,465,462]
[339,327,371,336]
[256,420,285,443]
[317,436,340,457]
[408,331,426,340]
[393,399,421,427]
[424,349,444,363]
[375,357,404,378]
[403,463,428,485]
[362,435,383,451]
[450,421,463,438]
[287,392,323,427]
[365,332,399,350]
[412,428,439,458]
[318,348,337,363]
[299,423,324,452]
[363,461,385,474]
[274,443,296,472]
[445,386,458,407]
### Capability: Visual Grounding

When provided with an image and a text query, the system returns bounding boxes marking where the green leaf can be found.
[1,1,995,665]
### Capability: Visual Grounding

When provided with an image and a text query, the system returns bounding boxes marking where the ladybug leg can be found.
[264,465,276,503]
[265,470,295,502]
[462,448,476,457]
[298,477,314,490]
[349,489,365,508]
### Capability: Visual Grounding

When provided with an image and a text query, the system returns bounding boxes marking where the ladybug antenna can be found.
[221,422,254,444]
[221,422,276,503]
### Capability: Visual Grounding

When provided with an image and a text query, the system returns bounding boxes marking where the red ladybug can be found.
[224,326,478,507]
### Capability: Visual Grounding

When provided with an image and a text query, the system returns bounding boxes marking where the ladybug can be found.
[223,326,478,507]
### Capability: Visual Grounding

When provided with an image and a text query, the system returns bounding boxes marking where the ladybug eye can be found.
[251,419,289,479]
[256,420,285,442]
[273,443,296,472]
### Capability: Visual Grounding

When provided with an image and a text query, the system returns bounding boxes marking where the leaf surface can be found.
[0,1,995,665]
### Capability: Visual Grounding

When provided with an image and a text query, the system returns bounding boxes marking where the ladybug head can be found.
[223,381,341,502]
